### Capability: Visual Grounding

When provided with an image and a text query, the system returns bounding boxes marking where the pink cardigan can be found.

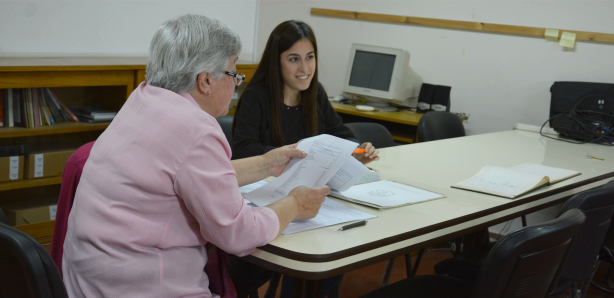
[62,83,279,298]
[51,141,95,276]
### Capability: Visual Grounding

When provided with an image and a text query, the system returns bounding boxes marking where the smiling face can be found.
[280,38,316,104]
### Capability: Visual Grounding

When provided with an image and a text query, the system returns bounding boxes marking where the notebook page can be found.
[510,163,580,183]
[452,165,546,198]
[337,180,445,208]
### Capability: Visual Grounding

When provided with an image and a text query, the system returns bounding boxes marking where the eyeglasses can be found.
[224,71,245,87]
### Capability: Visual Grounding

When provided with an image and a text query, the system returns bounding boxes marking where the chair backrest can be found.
[417,111,465,142]
[216,115,234,146]
[472,208,585,298]
[344,122,396,148]
[0,222,68,298]
[554,185,614,282]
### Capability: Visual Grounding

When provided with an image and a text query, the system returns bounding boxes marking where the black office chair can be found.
[360,208,585,298]
[591,180,614,295]
[0,222,68,298]
[379,112,466,287]
[344,122,398,288]
[344,122,396,148]
[435,185,614,298]
[417,111,465,142]
[0,207,8,225]
[216,115,234,146]
[227,255,274,298]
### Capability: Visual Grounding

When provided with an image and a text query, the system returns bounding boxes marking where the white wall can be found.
[256,0,614,234]
[0,0,259,61]
[256,0,614,136]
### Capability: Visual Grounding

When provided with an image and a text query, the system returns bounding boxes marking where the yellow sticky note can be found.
[560,31,577,48]
[544,29,559,42]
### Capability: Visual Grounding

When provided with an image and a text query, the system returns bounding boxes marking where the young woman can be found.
[231,20,379,298]
[232,20,379,164]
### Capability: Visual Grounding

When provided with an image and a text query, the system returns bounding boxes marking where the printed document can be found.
[281,197,376,235]
[240,180,377,235]
[243,134,368,206]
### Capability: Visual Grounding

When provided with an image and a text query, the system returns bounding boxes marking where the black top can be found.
[232,82,358,159]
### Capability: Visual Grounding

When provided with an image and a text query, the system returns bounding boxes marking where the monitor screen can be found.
[348,51,396,92]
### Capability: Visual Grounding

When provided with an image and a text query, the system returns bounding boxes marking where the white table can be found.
[243,130,614,297]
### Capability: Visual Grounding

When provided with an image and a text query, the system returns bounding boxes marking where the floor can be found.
[256,249,614,298]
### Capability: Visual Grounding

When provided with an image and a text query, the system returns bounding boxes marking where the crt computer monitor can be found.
[342,44,423,111]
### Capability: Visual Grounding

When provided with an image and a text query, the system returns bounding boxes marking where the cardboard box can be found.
[2,199,58,226]
[0,155,24,182]
[24,149,75,179]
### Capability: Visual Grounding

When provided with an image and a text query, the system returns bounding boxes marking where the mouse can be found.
[333,95,345,101]
[356,105,375,111]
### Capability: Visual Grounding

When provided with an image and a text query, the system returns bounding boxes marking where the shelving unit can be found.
[0,57,257,245]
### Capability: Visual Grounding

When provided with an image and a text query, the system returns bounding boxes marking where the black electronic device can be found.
[550,113,610,142]
[550,82,614,119]
[416,83,451,113]
[416,83,435,113]
[432,85,451,112]
[549,81,614,144]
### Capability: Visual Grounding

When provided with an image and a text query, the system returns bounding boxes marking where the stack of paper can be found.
[281,198,376,235]
[68,104,117,123]
[329,180,446,209]
[243,134,369,206]
[240,180,377,235]
[240,134,377,234]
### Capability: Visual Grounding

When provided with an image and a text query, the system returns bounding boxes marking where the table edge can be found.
[257,173,614,263]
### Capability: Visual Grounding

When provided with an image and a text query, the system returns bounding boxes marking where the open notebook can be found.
[452,163,581,199]
[329,180,446,210]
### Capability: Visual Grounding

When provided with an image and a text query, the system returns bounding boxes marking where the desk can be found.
[331,102,422,143]
[242,130,614,297]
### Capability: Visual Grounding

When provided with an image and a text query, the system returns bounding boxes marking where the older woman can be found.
[62,14,329,298]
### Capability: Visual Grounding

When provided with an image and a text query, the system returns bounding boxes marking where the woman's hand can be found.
[288,186,330,220]
[353,142,380,165]
[264,144,307,177]
[268,185,330,236]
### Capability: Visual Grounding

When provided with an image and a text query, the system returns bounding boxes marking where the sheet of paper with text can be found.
[243,134,362,206]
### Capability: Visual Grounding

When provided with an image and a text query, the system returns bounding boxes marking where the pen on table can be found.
[338,220,367,231]
[353,149,366,154]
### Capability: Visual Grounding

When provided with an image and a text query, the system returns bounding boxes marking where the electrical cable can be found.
[541,94,614,146]
[495,220,512,241]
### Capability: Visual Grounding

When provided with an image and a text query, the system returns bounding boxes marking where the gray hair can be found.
[146,14,242,93]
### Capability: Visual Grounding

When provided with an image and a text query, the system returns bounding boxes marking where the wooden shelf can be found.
[331,103,422,126]
[0,121,110,138]
[14,220,55,245]
[0,57,259,244]
[0,176,62,192]
[391,133,415,144]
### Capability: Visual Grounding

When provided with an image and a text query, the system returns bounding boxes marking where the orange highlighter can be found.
[353,149,366,154]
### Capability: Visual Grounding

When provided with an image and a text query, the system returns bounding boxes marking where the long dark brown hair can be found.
[232,20,319,146]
